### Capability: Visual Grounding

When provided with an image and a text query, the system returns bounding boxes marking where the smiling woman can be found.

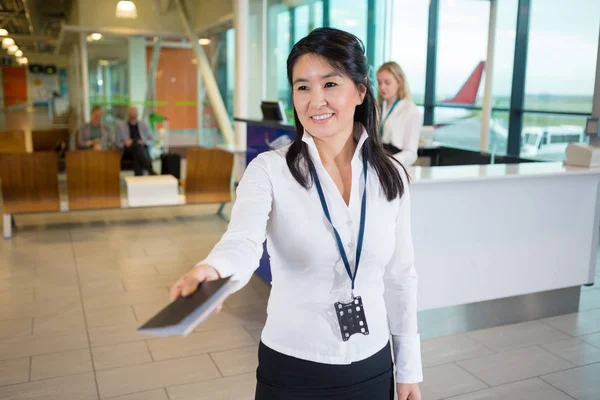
[170,28,423,400]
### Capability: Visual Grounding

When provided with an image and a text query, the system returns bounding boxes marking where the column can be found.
[128,37,147,116]
[480,0,497,153]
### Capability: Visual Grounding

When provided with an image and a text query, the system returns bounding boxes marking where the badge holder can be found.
[334,296,369,341]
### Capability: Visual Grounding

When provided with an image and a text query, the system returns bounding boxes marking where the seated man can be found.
[115,106,156,176]
[78,106,112,150]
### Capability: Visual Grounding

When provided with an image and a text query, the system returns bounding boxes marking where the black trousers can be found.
[123,142,154,176]
[255,342,394,400]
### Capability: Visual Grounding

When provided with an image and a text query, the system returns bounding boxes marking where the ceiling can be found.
[0,0,72,56]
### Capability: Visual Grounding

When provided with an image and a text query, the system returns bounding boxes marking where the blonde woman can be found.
[376,62,422,166]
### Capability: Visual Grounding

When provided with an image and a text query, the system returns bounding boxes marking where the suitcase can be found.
[160,153,181,180]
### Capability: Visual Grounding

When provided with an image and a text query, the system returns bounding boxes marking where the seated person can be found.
[77,106,112,150]
[115,106,156,176]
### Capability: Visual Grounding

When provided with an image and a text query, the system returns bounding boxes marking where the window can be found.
[330,0,368,45]
[433,0,490,152]
[387,0,429,104]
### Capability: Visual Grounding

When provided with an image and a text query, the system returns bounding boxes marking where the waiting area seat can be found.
[0,147,235,238]
[0,130,27,153]
[184,147,234,204]
[66,150,122,210]
[31,128,71,152]
[0,152,61,237]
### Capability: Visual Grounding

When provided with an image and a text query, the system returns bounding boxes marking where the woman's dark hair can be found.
[285,27,406,201]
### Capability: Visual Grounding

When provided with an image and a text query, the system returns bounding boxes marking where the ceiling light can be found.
[14,50,23,57]
[198,38,211,45]
[2,38,15,48]
[90,33,102,41]
[116,1,137,19]
[0,29,8,36]
[8,45,18,54]
[17,57,28,65]
[98,60,110,66]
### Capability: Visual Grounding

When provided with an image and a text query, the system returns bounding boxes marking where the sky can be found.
[389,0,600,97]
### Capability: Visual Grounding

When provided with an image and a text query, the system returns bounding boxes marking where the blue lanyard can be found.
[310,155,368,292]
[379,98,400,137]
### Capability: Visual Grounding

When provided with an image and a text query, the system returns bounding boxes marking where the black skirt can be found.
[255,341,395,400]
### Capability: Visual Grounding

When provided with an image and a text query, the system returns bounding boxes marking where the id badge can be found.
[334,296,369,341]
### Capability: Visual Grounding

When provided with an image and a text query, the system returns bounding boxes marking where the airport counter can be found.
[255,161,600,338]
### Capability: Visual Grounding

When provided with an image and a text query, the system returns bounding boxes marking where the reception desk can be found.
[255,161,600,337]
[235,117,441,166]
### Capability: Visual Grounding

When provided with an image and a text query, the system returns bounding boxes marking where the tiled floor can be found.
[0,205,599,399]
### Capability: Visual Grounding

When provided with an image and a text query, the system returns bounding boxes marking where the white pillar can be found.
[104,65,112,108]
[591,25,600,147]
[128,37,148,116]
[235,0,249,142]
[79,32,90,123]
[234,0,250,179]
[480,0,497,153]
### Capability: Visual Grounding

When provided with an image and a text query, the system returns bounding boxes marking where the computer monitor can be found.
[261,101,287,123]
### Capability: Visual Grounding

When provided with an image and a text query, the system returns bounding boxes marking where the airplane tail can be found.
[442,61,485,105]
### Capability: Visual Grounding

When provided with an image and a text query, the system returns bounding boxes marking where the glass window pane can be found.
[294,5,310,41]
[525,0,600,113]
[313,1,323,28]
[330,0,367,44]
[388,0,429,104]
[434,0,490,152]
[520,113,589,161]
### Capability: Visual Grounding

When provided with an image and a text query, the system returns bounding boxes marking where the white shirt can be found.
[381,99,422,166]
[199,124,423,383]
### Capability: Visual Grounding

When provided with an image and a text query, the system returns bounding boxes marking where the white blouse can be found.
[380,99,423,166]
[198,124,423,383]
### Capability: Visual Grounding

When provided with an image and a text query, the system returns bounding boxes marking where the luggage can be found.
[160,153,181,180]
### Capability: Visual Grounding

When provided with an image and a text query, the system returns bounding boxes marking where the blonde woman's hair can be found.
[377,61,412,104]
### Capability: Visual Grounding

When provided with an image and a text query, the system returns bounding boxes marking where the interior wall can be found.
[146,46,198,130]
[2,67,28,107]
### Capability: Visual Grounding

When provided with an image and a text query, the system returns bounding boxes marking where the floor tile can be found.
[445,378,573,400]
[0,331,89,361]
[465,321,571,352]
[88,321,146,347]
[542,308,600,336]
[579,289,600,311]
[578,332,600,348]
[421,334,494,367]
[0,318,32,339]
[33,309,86,335]
[85,305,137,328]
[0,357,30,387]
[147,327,256,361]
[0,372,98,400]
[92,342,153,370]
[83,288,169,311]
[248,328,262,344]
[0,287,34,305]
[420,363,488,400]
[104,389,168,400]
[31,349,92,381]
[540,337,600,366]
[457,346,575,386]
[541,363,600,400]
[210,345,258,377]
[167,372,256,400]
[96,354,220,398]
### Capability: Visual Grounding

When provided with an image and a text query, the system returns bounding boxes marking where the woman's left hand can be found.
[397,383,421,400]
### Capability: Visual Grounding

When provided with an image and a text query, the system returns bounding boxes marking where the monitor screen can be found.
[261,101,287,123]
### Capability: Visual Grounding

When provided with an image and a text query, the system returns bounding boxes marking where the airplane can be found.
[417,61,486,127]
